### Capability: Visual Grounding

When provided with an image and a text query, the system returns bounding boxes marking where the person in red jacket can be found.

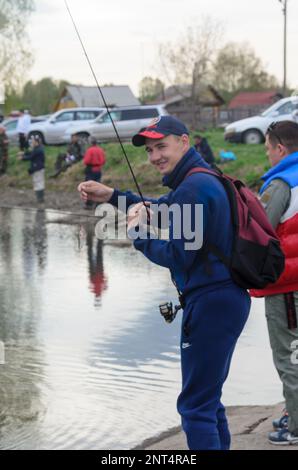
[83,138,106,208]
[250,121,298,445]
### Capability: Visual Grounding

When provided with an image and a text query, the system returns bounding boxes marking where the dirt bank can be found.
[0,186,89,214]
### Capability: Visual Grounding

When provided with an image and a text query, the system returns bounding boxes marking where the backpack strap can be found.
[184,166,232,270]
[205,243,231,269]
[185,166,238,225]
[185,166,223,180]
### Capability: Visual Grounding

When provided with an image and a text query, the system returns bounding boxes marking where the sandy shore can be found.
[134,403,297,451]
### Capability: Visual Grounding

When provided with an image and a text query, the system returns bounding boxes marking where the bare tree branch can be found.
[0,0,35,93]
[158,17,224,126]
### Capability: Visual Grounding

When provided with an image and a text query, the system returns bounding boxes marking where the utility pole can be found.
[278,0,288,95]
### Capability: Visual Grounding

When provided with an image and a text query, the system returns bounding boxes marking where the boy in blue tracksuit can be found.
[78,116,251,450]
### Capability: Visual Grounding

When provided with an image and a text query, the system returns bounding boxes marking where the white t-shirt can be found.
[16,114,31,134]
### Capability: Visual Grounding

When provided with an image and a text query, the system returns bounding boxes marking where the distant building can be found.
[223,91,283,122]
[54,85,140,111]
[149,84,225,128]
[229,91,283,110]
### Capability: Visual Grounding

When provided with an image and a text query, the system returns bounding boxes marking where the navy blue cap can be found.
[132,116,189,147]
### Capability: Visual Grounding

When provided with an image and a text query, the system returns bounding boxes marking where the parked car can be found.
[63,105,169,143]
[224,96,298,144]
[2,116,47,145]
[28,107,105,145]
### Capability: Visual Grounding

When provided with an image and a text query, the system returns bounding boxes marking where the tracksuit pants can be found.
[177,284,251,450]
[265,293,298,436]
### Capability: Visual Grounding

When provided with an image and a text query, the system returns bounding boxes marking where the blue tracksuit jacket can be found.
[110,146,235,301]
[109,146,251,450]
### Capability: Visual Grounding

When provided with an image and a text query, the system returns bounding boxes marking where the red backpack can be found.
[185,167,285,289]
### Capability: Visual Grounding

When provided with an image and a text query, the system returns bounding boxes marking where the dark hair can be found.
[267,121,298,152]
[194,134,202,139]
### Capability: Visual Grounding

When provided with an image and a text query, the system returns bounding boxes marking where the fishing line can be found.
[64,0,152,225]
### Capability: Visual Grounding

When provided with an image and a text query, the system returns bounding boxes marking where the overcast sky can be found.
[27,0,298,95]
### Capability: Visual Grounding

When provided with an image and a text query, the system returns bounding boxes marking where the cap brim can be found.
[132,130,166,147]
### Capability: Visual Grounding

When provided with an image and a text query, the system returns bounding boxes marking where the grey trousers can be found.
[265,293,298,435]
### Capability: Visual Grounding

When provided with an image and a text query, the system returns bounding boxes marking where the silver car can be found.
[28,107,105,145]
[2,116,48,145]
[63,105,168,143]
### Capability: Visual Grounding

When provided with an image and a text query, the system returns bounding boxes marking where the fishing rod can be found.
[64,0,152,223]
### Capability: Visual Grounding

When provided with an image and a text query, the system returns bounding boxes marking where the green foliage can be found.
[139,77,165,104]
[3,130,269,195]
[22,78,70,115]
[4,78,70,115]
[212,42,280,100]
[4,89,23,113]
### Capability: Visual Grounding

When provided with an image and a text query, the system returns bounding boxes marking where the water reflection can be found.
[22,209,48,274]
[86,231,107,303]
[0,208,47,448]
[0,207,283,450]
[0,208,181,449]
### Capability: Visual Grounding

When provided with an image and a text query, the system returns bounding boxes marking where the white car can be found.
[28,107,105,145]
[224,96,298,144]
[63,105,169,143]
[2,116,48,145]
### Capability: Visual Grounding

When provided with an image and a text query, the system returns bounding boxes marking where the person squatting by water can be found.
[51,133,84,178]
[19,135,46,204]
[78,116,251,450]
[193,134,216,168]
[250,121,298,446]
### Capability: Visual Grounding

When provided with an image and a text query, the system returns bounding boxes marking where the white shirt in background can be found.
[16,113,31,134]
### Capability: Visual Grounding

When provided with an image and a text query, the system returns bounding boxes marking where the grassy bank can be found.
[2,129,270,195]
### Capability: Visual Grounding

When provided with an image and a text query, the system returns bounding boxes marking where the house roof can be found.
[151,84,224,106]
[228,91,283,109]
[61,85,140,108]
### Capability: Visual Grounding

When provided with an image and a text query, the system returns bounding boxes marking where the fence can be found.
[167,103,268,129]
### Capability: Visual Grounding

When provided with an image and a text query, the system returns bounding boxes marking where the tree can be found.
[22,78,70,115]
[0,0,35,94]
[139,77,165,104]
[3,89,23,113]
[212,42,279,100]
[159,18,223,127]
[3,78,70,115]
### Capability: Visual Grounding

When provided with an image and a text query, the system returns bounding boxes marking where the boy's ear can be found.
[278,143,287,156]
